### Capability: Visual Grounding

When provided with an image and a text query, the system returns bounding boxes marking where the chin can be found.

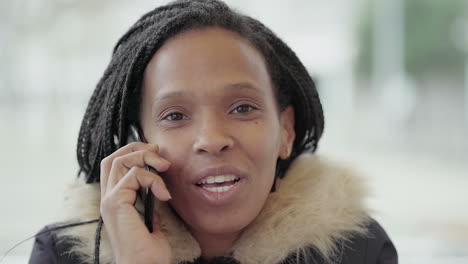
[201,215,249,235]
[175,204,256,236]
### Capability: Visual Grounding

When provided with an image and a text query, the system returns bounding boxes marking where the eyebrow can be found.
[226,82,265,96]
[152,82,265,103]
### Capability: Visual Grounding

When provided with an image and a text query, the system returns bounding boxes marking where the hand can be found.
[100,142,172,264]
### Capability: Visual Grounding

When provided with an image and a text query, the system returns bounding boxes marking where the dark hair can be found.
[77,0,324,184]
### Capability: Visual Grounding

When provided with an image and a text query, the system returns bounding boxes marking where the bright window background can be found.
[1,0,467,263]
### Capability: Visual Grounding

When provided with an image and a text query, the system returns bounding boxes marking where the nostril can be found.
[220,145,229,152]
[193,135,234,155]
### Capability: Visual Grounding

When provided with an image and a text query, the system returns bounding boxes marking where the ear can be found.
[278,106,295,160]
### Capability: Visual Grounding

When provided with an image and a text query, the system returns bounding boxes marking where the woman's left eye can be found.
[231,104,256,114]
[163,112,186,121]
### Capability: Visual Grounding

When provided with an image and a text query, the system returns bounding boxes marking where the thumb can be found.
[151,211,163,234]
[150,210,172,264]
[150,211,170,247]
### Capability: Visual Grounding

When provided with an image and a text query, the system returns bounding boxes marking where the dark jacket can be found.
[30,218,396,263]
[29,154,398,264]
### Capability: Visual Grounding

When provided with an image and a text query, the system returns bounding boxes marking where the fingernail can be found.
[157,158,170,171]
[165,189,172,200]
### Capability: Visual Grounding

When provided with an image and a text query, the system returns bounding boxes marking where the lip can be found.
[193,178,244,206]
[191,165,247,184]
[190,165,247,206]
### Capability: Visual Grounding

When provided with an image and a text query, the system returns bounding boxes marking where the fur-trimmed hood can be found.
[56,154,370,264]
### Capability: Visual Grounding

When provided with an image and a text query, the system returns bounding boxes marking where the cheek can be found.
[150,127,191,161]
[147,132,193,190]
[243,119,282,162]
[237,120,282,195]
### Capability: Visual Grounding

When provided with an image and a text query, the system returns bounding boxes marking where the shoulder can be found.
[281,218,398,264]
[29,224,83,264]
[338,218,398,264]
[319,218,398,264]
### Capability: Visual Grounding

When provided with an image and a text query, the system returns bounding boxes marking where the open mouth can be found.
[195,175,241,192]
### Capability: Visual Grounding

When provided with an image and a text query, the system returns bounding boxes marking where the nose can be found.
[192,113,234,155]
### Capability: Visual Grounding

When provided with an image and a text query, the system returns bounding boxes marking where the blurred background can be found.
[1,0,467,263]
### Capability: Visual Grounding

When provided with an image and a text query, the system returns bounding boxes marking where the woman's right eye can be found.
[163,112,186,121]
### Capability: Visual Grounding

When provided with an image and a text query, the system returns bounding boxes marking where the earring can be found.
[285,146,292,158]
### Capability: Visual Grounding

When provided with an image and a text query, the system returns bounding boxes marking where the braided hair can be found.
[76,0,324,184]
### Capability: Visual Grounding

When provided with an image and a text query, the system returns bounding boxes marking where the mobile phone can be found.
[126,123,158,233]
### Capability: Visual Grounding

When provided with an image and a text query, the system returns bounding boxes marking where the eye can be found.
[163,112,186,121]
[232,104,256,114]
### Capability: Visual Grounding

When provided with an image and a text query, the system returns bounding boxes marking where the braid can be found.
[77,0,324,183]
[113,1,193,53]
[239,17,324,177]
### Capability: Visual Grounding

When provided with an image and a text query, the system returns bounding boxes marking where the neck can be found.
[190,229,242,261]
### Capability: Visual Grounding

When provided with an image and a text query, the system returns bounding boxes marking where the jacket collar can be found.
[56,154,370,264]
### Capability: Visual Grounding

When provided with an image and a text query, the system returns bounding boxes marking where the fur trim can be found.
[56,154,369,264]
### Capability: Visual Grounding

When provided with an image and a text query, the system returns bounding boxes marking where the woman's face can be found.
[140,27,295,237]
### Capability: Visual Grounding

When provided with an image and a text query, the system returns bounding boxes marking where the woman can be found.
[29,0,397,263]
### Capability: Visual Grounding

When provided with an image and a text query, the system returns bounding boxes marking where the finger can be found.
[101,142,158,182]
[100,158,110,199]
[106,149,171,192]
[100,142,157,197]
[113,166,172,203]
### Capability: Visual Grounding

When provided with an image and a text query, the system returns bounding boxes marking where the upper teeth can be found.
[197,175,239,185]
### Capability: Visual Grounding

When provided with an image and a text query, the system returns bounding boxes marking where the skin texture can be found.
[100,27,295,263]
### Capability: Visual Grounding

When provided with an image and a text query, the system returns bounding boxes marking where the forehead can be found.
[142,27,274,100]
